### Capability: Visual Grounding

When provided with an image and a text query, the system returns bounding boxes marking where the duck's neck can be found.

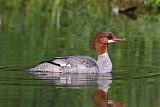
[96,47,108,55]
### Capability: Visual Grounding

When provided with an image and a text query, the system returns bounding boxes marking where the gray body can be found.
[28,56,99,73]
[28,53,112,74]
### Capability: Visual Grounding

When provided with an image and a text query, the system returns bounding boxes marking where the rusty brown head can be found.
[92,32,125,50]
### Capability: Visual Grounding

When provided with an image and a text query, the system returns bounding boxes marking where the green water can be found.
[0,0,160,107]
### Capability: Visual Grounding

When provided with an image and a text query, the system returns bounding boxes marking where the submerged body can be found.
[28,53,112,73]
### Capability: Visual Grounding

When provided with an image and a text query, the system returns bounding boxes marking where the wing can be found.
[52,56,98,73]
[52,56,97,68]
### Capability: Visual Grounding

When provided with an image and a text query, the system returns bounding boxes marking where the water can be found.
[0,0,160,107]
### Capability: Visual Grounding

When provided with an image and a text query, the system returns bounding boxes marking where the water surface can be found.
[0,0,160,107]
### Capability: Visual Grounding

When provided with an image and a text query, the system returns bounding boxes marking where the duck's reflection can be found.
[93,73,124,107]
[29,71,97,88]
[29,71,124,106]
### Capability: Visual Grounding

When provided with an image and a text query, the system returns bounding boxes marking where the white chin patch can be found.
[108,40,116,43]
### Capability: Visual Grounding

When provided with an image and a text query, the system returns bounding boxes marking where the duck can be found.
[113,5,138,20]
[27,32,125,73]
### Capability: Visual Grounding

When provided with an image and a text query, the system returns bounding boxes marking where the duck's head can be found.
[93,32,125,54]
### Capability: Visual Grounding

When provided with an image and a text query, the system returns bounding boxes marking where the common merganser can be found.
[113,5,137,20]
[28,32,125,73]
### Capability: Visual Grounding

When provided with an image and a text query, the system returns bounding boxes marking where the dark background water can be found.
[0,0,160,107]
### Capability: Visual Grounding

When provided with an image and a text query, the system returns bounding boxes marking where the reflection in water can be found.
[93,74,124,107]
[0,15,1,26]
[29,70,124,107]
[29,71,97,88]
